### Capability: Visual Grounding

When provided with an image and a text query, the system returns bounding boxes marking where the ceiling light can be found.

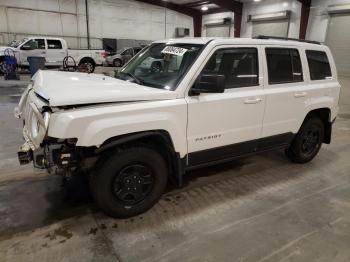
[254,0,261,2]
[201,6,209,11]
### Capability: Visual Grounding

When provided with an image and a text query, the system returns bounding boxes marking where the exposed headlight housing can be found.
[28,103,51,147]
[31,113,40,138]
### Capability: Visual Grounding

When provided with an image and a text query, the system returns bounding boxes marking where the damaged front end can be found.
[15,84,96,176]
[33,137,97,177]
[21,134,98,176]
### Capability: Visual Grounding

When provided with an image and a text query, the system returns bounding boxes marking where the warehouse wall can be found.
[202,12,235,37]
[241,0,301,38]
[0,0,193,49]
[306,0,350,42]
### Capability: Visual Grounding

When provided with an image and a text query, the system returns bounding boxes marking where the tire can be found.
[285,117,324,163]
[113,59,123,67]
[91,146,168,218]
[0,58,5,75]
[79,59,95,73]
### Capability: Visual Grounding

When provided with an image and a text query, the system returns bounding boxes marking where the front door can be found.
[186,46,265,166]
[19,38,46,66]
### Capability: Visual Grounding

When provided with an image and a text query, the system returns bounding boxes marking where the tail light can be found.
[101,51,109,58]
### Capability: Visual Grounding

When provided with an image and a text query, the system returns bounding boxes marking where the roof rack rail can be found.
[253,35,321,45]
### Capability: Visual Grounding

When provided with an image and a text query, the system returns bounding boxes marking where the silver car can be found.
[105,47,142,67]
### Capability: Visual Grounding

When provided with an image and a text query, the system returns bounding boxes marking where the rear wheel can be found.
[79,59,95,73]
[285,117,324,163]
[91,146,168,218]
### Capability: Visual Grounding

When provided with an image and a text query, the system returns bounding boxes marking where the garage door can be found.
[252,20,289,38]
[325,14,350,77]
[206,25,230,37]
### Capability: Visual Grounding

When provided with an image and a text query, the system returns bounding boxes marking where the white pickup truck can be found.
[0,37,107,73]
[15,37,340,218]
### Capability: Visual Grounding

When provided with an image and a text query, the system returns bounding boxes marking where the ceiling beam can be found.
[299,0,312,39]
[183,1,211,8]
[201,7,228,15]
[133,0,200,17]
[297,0,311,6]
[209,0,243,14]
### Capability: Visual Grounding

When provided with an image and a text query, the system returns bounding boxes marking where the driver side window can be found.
[202,48,259,89]
[24,39,45,50]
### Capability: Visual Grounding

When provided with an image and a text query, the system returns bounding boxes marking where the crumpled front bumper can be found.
[17,126,36,165]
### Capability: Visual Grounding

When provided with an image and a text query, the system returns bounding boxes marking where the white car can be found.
[105,47,143,67]
[15,37,340,218]
[0,37,107,73]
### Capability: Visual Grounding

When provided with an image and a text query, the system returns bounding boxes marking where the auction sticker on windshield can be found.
[161,46,188,56]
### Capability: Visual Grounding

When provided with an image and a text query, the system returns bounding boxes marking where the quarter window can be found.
[202,48,259,89]
[306,50,332,80]
[47,40,62,49]
[266,48,303,84]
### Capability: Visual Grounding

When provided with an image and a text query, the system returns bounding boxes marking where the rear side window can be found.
[202,48,259,89]
[47,40,62,49]
[306,50,332,80]
[266,48,303,84]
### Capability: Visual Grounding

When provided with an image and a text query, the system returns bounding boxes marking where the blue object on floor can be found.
[27,56,46,77]
[3,48,19,80]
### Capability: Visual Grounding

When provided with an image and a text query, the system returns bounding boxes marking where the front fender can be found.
[48,99,188,157]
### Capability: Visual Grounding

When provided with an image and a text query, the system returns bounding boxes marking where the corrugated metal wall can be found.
[0,0,194,49]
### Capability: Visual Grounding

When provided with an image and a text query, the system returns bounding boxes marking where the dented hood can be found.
[32,70,177,107]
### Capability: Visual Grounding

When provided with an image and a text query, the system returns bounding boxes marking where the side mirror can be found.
[21,45,34,50]
[191,74,225,95]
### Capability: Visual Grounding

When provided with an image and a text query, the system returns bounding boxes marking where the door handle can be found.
[244,98,262,104]
[294,92,307,98]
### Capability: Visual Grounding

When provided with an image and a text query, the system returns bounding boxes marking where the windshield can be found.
[9,38,27,48]
[116,48,127,54]
[116,43,204,90]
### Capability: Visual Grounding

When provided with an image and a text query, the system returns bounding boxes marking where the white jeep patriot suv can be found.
[15,37,340,218]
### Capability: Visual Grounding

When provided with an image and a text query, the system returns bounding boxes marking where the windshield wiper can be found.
[121,72,143,85]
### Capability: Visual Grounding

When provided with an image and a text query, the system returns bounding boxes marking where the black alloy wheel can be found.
[91,146,168,218]
[112,164,154,206]
[285,117,324,163]
[300,128,321,157]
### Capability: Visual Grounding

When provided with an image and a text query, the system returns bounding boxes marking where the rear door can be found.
[261,46,308,140]
[45,39,66,66]
[186,45,265,167]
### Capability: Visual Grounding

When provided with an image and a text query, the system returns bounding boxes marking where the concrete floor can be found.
[0,71,349,262]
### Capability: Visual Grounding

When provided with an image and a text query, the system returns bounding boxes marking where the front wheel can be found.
[285,117,324,163]
[91,146,168,218]
[113,59,123,67]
